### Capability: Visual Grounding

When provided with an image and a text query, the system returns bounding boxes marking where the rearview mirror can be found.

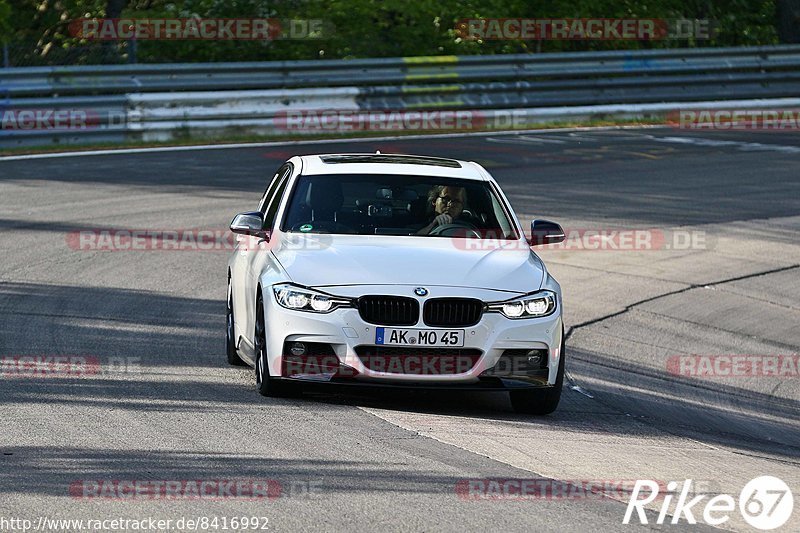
[529,219,565,246]
[230,211,269,239]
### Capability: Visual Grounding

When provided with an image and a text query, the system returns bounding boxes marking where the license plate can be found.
[375,328,464,347]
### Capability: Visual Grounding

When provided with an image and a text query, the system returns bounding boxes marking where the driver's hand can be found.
[432,214,452,227]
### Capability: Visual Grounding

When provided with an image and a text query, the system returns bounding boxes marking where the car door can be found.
[238,163,294,347]
[232,162,291,348]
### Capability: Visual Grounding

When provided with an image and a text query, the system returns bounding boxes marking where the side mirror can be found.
[529,219,565,246]
[230,211,269,239]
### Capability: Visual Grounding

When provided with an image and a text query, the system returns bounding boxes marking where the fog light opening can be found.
[526,351,542,367]
[290,342,306,356]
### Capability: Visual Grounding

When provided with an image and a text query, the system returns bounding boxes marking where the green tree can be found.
[0,0,784,64]
[0,0,12,43]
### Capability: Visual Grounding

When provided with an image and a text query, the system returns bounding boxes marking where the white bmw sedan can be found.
[227,153,566,414]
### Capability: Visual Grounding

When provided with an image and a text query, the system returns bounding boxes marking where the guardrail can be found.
[2,45,800,146]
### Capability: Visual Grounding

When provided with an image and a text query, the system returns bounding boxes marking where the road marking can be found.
[653,135,800,153]
[570,385,595,399]
[486,135,568,144]
[565,369,595,398]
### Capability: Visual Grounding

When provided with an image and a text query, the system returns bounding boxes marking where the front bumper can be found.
[262,286,564,389]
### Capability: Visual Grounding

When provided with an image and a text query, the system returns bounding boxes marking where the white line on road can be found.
[653,135,800,153]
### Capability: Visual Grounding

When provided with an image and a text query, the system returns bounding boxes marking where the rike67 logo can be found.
[624,476,794,530]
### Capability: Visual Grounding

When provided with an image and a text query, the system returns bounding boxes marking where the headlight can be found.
[488,290,556,319]
[273,284,352,313]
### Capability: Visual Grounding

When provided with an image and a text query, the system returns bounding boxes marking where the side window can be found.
[258,163,292,213]
[263,177,290,232]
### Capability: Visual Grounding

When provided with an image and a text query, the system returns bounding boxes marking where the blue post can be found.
[128,36,137,64]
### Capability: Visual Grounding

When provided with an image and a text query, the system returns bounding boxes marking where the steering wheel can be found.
[291,220,354,233]
[428,222,481,238]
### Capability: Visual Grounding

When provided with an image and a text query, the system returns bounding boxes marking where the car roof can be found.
[296,153,488,180]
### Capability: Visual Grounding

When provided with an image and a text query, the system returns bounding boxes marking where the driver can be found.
[417,185,467,235]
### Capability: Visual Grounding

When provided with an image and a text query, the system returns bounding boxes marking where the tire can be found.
[254,291,300,398]
[510,332,565,415]
[226,277,247,366]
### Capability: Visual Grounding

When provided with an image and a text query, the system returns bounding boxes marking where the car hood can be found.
[271,234,544,294]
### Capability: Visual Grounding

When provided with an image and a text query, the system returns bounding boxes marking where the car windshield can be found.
[280,174,519,239]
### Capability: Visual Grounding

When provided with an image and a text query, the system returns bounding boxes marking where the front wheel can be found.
[254,292,300,398]
[226,277,247,366]
[509,333,565,415]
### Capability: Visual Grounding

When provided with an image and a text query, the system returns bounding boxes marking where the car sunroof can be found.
[319,154,462,168]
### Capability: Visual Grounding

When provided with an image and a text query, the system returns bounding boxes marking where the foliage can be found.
[0,0,782,64]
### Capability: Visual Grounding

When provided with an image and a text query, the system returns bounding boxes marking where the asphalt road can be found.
[0,127,798,532]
